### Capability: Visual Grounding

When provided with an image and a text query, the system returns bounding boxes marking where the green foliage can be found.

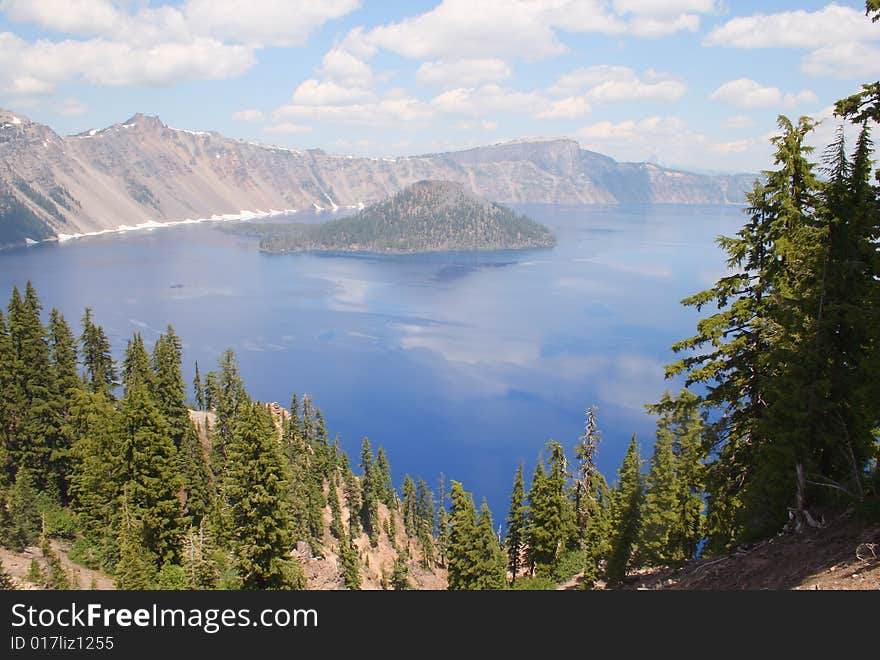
[606,436,643,584]
[115,508,157,590]
[155,563,189,590]
[224,403,303,589]
[526,440,576,577]
[192,362,205,411]
[446,481,505,590]
[641,390,706,566]
[179,421,213,527]
[5,469,41,550]
[0,560,14,590]
[338,532,361,590]
[505,464,526,584]
[254,180,556,254]
[79,308,116,397]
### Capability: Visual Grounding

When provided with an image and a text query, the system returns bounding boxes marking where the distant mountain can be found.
[255,180,556,254]
[0,109,757,248]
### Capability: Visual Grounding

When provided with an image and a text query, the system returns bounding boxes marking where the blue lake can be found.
[0,204,745,517]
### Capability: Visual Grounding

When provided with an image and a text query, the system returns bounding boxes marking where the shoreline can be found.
[54,207,300,243]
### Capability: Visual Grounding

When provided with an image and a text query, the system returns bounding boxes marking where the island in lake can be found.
[251,180,556,254]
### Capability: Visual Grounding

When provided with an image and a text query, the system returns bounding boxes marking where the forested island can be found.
[250,180,556,254]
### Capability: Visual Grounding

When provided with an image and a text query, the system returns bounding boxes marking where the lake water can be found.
[0,204,745,517]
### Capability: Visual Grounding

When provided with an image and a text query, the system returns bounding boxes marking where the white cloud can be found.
[319,48,373,87]
[548,65,686,103]
[431,84,544,117]
[710,78,816,110]
[0,32,255,93]
[0,0,119,36]
[344,0,715,65]
[536,96,591,120]
[416,59,511,88]
[232,109,264,121]
[704,5,877,49]
[708,139,753,154]
[184,0,359,47]
[801,42,880,79]
[275,96,435,126]
[613,0,718,18]
[291,79,374,105]
[578,116,689,141]
[264,122,312,134]
[0,0,359,92]
[56,97,88,116]
[724,114,753,129]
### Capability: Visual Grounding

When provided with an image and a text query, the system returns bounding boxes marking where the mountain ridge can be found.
[0,108,757,248]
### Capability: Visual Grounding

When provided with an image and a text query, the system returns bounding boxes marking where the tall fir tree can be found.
[446,480,480,590]
[505,464,526,584]
[526,441,575,577]
[224,403,304,589]
[475,501,507,590]
[192,361,205,411]
[80,307,116,397]
[47,308,79,501]
[115,382,184,566]
[606,436,644,584]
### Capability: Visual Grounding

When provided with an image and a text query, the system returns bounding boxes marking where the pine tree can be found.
[192,361,205,411]
[179,421,213,526]
[640,416,679,566]
[115,382,184,566]
[122,333,153,393]
[375,447,395,507]
[359,437,379,544]
[47,308,79,501]
[152,326,188,447]
[505,464,526,584]
[6,468,41,551]
[0,309,17,484]
[80,307,116,397]
[207,349,248,471]
[338,531,361,590]
[67,389,119,551]
[415,477,435,565]
[475,501,507,589]
[446,480,480,590]
[526,441,575,577]
[7,283,56,487]
[436,474,449,567]
[401,474,417,535]
[181,522,219,589]
[115,497,157,590]
[224,403,304,589]
[606,436,643,584]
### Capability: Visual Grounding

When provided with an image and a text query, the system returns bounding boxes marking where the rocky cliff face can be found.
[0,109,756,247]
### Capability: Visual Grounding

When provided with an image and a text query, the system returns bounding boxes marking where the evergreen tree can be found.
[415,477,435,565]
[192,361,205,411]
[526,441,575,577]
[152,326,189,447]
[6,469,41,551]
[115,383,184,566]
[181,522,219,590]
[121,333,153,393]
[179,421,213,526]
[0,309,17,483]
[606,436,643,584]
[375,447,395,507]
[505,464,526,584]
[47,308,79,501]
[401,474,418,536]
[80,307,116,397]
[206,349,248,470]
[446,480,480,590]
[338,531,361,590]
[436,474,449,567]
[115,497,157,590]
[359,437,379,544]
[7,283,56,487]
[224,403,303,589]
[390,552,410,590]
[640,416,679,566]
[475,501,507,589]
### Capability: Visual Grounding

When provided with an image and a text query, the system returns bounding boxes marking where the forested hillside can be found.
[253,180,555,254]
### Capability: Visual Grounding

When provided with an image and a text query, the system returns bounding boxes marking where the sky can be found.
[0,1,878,173]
